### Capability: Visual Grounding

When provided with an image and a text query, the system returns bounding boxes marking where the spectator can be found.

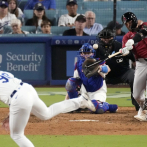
[40,19,52,34]
[107,21,125,36]
[84,11,103,36]
[10,19,29,34]
[25,3,50,27]
[24,0,56,10]
[63,14,89,36]
[58,0,80,27]
[8,0,23,18]
[0,0,17,31]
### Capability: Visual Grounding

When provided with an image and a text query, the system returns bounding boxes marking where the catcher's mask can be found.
[98,28,115,49]
[121,12,138,31]
[78,43,96,60]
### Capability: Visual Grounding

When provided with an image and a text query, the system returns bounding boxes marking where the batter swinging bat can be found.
[86,46,129,68]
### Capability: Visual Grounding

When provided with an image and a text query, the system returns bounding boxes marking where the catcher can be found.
[65,43,118,114]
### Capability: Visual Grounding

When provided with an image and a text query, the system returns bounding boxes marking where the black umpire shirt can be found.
[63,28,89,36]
[95,40,135,78]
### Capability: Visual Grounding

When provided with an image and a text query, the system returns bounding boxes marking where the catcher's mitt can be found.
[82,58,100,78]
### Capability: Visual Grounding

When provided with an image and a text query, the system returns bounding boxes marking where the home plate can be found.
[69,119,99,122]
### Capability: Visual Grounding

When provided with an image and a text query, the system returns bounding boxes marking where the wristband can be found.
[101,65,108,73]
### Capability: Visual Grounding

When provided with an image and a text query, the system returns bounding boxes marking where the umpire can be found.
[95,27,140,111]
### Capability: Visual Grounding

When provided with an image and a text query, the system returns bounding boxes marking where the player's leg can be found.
[133,61,147,121]
[91,100,118,114]
[89,81,117,114]
[9,84,35,147]
[120,69,140,111]
[29,84,95,120]
[90,80,107,102]
[65,77,82,99]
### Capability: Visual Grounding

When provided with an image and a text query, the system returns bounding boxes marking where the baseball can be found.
[93,44,98,49]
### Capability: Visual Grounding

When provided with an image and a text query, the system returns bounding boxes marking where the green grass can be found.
[0,135,146,147]
[0,87,133,107]
[0,87,139,147]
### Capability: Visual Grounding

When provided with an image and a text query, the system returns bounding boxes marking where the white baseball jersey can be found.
[0,72,91,147]
[58,14,80,26]
[0,12,17,26]
[0,71,21,105]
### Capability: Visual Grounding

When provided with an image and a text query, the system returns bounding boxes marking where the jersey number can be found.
[0,73,11,83]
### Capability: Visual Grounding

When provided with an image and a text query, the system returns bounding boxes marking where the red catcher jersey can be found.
[122,22,147,59]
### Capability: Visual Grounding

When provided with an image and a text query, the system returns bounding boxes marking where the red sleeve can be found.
[122,33,130,48]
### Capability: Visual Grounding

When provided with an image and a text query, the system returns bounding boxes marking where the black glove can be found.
[133,25,147,43]
[82,58,100,78]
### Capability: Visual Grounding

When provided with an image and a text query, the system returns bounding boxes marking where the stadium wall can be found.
[0,36,123,86]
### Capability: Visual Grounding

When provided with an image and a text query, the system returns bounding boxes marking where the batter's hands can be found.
[2,115,10,132]
[119,48,130,56]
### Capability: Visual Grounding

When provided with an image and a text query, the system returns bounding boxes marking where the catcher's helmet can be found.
[98,28,115,39]
[79,43,95,54]
[78,43,96,60]
[121,12,138,30]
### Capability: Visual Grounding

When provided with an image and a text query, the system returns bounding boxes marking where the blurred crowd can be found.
[0,0,144,35]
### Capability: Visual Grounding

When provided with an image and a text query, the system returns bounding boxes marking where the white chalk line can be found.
[37,91,131,98]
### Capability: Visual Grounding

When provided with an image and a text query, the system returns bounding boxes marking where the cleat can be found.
[82,93,96,112]
[134,108,147,121]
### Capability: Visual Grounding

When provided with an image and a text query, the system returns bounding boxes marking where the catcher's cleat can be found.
[134,108,147,121]
[142,98,147,110]
[82,93,96,112]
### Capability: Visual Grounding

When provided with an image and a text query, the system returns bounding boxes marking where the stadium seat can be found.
[3,26,41,34]
[95,17,112,28]
[21,26,39,34]
[51,26,70,35]
[23,10,57,26]
[45,10,58,26]
[3,26,12,34]
[18,0,28,11]
[26,34,55,37]
[83,1,113,10]
[1,34,26,37]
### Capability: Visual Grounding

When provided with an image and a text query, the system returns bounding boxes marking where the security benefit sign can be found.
[0,43,45,80]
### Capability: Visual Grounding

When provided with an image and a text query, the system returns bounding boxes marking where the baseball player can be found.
[0,71,96,147]
[65,43,118,114]
[121,12,147,121]
[95,27,140,111]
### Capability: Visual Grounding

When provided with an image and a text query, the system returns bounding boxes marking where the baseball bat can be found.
[86,49,123,68]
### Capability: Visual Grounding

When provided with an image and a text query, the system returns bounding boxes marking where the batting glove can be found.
[125,39,134,50]
[119,48,130,56]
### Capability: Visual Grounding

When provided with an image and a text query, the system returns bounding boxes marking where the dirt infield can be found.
[0,107,147,135]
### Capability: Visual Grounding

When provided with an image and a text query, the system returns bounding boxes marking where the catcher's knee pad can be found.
[65,77,82,99]
[108,104,118,113]
[91,100,109,114]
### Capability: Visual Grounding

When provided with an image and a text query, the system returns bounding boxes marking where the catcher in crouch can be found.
[65,43,118,114]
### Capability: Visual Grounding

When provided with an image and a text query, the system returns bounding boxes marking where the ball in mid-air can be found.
[93,44,98,49]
